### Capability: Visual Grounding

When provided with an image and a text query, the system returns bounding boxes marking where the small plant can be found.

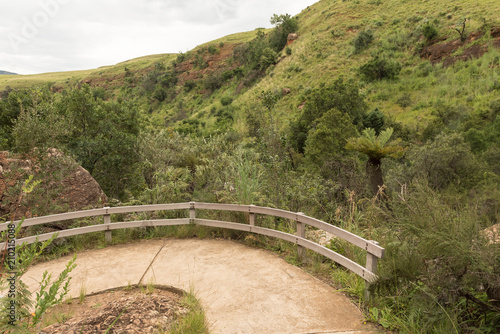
[285,46,292,55]
[146,278,155,294]
[169,286,209,334]
[79,284,86,303]
[207,45,218,55]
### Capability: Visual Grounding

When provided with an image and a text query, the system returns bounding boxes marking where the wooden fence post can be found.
[190,202,196,223]
[364,240,379,301]
[103,207,112,243]
[249,205,255,226]
[296,212,305,260]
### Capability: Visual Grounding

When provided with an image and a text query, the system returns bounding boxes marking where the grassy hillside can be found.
[236,0,500,128]
[1,1,500,332]
[0,53,176,91]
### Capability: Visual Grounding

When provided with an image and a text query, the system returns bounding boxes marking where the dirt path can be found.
[23,238,378,334]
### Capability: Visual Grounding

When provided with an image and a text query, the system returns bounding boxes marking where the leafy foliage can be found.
[346,128,405,160]
[289,77,367,153]
[269,13,299,52]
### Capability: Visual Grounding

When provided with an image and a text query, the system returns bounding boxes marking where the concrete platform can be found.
[23,238,379,334]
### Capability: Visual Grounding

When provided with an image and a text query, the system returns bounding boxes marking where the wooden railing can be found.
[0,202,384,292]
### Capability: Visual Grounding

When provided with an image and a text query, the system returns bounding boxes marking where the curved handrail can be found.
[0,202,384,285]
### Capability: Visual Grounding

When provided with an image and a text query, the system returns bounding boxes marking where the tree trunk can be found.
[366,157,384,197]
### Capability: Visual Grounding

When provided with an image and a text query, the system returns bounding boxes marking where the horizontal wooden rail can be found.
[0,202,384,288]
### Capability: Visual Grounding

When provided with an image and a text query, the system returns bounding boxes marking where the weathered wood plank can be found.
[297,215,385,258]
[0,219,191,248]
[107,203,191,214]
[0,208,109,231]
[193,203,250,212]
[248,206,298,221]
[192,219,377,281]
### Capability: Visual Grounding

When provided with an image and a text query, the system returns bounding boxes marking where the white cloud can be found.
[0,0,317,74]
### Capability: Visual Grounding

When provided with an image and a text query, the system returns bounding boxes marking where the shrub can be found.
[207,45,218,55]
[259,48,278,70]
[204,71,223,91]
[220,95,233,106]
[406,132,484,190]
[184,80,197,92]
[352,30,374,54]
[464,128,487,153]
[373,180,500,332]
[359,56,402,81]
[490,99,500,115]
[304,109,356,167]
[152,85,167,101]
[289,77,368,153]
[396,92,412,108]
[422,23,438,41]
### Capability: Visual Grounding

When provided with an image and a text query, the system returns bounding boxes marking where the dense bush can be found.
[422,22,438,41]
[352,30,374,54]
[359,56,402,81]
[405,133,484,190]
[373,181,500,332]
[304,108,356,167]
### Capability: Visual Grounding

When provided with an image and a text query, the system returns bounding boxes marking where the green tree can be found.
[290,77,367,153]
[0,86,54,150]
[269,13,298,52]
[363,108,385,135]
[346,128,405,196]
[56,85,141,199]
[305,108,357,167]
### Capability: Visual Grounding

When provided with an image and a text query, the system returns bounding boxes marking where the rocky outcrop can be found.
[420,27,500,67]
[0,149,107,221]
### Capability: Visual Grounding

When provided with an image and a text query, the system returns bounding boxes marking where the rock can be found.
[60,165,108,211]
[0,149,107,220]
[287,33,299,46]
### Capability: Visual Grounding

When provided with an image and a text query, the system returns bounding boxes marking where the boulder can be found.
[287,33,298,46]
[0,149,107,221]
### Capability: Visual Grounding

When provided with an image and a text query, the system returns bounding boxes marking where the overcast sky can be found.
[0,0,318,75]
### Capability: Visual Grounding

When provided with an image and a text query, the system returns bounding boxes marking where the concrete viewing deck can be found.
[24,238,379,333]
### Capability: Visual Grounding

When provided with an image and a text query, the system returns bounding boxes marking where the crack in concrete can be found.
[138,240,166,285]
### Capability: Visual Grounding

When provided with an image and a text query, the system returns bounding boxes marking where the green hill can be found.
[1,0,500,332]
